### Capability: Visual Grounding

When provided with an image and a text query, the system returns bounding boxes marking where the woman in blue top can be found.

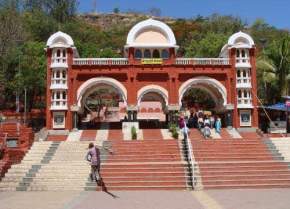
[215,117,222,134]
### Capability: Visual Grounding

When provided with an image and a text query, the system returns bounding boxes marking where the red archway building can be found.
[45,19,258,131]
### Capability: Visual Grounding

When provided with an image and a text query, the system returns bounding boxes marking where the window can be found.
[62,49,66,57]
[237,70,241,77]
[241,50,246,57]
[57,49,61,57]
[240,110,251,126]
[53,112,65,129]
[243,70,247,77]
[161,49,169,59]
[144,49,151,58]
[238,90,242,98]
[236,49,240,57]
[134,49,142,59]
[62,71,66,79]
[6,138,18,148]
[153,49,160,58]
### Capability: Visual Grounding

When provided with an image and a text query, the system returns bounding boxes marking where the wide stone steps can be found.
[191,134,290,189]
[0,138,189,191]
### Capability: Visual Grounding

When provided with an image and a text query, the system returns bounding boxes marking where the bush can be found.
[172,129,179,139]
[169,123,177,133]
[131,126,137,140]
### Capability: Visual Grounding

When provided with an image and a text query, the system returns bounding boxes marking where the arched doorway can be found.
[137,85,168,128]
[179,77,228,128]
[76,77,127,129]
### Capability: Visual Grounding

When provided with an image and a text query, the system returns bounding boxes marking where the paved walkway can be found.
[1,189,290,209]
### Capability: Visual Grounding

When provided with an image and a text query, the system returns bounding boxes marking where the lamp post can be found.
[24,87,27,125]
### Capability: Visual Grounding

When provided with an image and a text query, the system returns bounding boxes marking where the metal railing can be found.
[184,131,196,189]
[73,58,129,65]
[176,58,230,65]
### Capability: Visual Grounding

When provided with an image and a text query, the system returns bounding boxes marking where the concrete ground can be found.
[0,189,290,209]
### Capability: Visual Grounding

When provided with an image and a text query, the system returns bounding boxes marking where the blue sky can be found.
[78,0,290,29]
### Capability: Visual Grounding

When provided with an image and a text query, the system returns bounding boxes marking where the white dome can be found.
[228,31,255,48]
[126,19,177,48]
[46,31,74,48]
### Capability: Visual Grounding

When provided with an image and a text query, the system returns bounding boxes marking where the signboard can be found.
[286,100,290,107]
[141,58,163,65]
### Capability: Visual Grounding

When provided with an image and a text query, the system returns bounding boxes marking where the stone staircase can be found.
[99,138,190,190]
[0,136,190,191]
[0,141,53,191]
[269,138,290,162]
[189,129,290,189]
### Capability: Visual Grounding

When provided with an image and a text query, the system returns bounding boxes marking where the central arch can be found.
[137,85,168,107]
[179,76,227,108]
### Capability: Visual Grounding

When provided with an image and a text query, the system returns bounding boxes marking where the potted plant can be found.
[131,126,137,140]
[172,129,179,139]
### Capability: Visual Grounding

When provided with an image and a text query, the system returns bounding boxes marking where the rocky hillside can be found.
[78,12,176,30]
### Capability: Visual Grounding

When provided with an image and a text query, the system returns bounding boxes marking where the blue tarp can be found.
[263,102,290,112]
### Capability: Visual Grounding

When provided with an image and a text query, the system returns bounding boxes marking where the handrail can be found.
[184,131,196,189]
[73,58,129,65]
[176,58,230,65]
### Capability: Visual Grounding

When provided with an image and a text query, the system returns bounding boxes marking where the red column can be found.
[46,49,52,129]
[250,48,259,127]
[66,48,73,130]
[230,48,239,128]
[127,69,137,106]
[168,70,178,105]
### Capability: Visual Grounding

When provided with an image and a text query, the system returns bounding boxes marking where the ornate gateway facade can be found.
[45,19,258,130]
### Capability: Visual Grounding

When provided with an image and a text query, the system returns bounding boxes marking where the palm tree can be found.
[257,34,290,104]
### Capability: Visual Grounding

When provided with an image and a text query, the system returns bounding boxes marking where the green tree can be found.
[257,34,290,103]
[185,32,228,57]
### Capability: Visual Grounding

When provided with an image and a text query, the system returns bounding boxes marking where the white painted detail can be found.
[178,76,227,106]
[126,19,177,48]
[95,130,108,142]
[137,85,169,106]
[76,77,128,108]
[228,31,255,48]
[226,128,242,139]
[161,129,174,140]
[47,31,74,48]
[67,130,83,141]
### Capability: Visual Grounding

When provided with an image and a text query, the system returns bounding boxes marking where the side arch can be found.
[137,85,169,106]
[179,76,227,107]
[76,77,127,108]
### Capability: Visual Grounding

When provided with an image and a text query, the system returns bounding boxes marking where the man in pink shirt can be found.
[86,142,101,183]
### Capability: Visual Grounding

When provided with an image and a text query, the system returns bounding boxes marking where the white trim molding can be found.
[179,76,228,106]
[228,31,255,48]
[126,19,178,48]
[76,77,128,108]
[137,85,169,106]
[47,31,74,48]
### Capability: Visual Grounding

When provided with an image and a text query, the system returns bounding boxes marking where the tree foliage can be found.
[0,0,289,110]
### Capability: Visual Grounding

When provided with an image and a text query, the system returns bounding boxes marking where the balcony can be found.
[50,101,68,110]
[50,79,67,90]
[235,58,251,68]
[236,78,252,88]
[175,58,230,65]
[73,58,129,65]
[51,57,68,68]
[237,98,253,109]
